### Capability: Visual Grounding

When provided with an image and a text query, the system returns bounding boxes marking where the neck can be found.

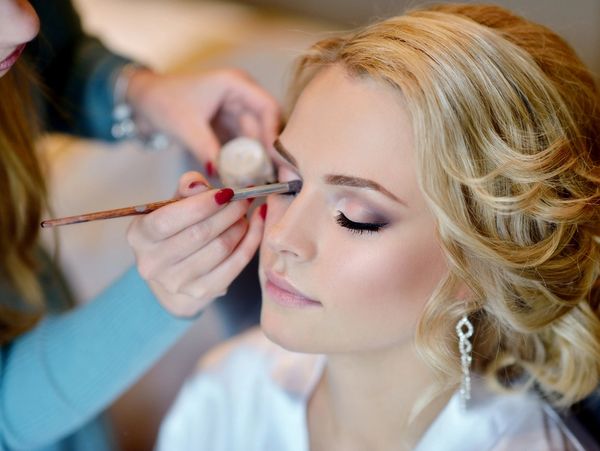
[308,343,453,451]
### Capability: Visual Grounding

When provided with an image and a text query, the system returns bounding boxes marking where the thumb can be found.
[179,123,221,168]
[176,171,211,198]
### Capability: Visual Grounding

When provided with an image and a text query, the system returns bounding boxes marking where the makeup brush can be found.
[40,180,302,228]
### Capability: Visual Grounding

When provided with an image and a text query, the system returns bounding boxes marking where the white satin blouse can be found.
[156,328,597,451]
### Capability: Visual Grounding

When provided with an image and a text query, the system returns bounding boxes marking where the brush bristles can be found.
[287,179,303,195]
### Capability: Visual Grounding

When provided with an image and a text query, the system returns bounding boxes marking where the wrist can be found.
[148,280,206,320]
[111,63,170,150]
[125,67,156,113]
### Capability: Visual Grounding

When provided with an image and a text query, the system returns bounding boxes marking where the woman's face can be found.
[259,64,449,354]
[0,0,38,78]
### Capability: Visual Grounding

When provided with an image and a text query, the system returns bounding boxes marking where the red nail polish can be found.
[214,188,234,205]
[259,203,267,220]
[188,181,208,189]
[205,161,215,177]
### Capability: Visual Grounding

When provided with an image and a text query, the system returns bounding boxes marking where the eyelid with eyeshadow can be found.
[273,157,388,233]
[335,211,388,234]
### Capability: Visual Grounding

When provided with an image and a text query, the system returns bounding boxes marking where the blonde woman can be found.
[157,3,600,450]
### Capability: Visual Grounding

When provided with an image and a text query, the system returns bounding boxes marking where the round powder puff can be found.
[218,137,274,187]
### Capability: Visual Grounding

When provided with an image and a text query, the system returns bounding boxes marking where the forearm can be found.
[0,267,191,449]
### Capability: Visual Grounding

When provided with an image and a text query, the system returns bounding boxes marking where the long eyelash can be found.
[335,212,387,234]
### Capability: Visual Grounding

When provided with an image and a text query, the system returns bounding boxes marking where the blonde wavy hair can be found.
[0,60,47,343]
[288,3,600,407]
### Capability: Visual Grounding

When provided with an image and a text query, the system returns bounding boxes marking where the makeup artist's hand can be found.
[126,68,280,174]
[126,172,266,318]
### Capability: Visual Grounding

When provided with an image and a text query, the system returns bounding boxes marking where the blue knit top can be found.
[0,257,191,450]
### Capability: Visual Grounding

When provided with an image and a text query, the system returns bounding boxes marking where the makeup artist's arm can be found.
[0,171,263,449]
[0,267,190,449]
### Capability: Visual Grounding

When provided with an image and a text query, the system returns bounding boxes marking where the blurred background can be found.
[40,0,598,449]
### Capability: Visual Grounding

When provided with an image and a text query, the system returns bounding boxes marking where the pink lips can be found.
[265,270,321,308]
[0,44,26,72]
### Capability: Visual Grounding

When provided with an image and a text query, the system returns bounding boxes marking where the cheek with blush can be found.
[321,227,447,328]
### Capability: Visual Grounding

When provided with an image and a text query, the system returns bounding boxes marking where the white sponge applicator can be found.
[217,137,275,188]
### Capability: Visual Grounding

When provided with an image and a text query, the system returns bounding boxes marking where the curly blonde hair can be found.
[288,3,600,406]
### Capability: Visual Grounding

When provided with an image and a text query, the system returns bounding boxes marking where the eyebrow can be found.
[324,175,404,204]
[273,138,405,205]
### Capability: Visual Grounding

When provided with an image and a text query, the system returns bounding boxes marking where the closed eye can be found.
[335,212,387,234]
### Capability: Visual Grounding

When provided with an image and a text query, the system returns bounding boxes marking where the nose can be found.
[264,192,317,263]
[0,1,39,48]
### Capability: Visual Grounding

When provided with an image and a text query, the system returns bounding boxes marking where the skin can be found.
[259,64,451,449]
[0,0,39,78]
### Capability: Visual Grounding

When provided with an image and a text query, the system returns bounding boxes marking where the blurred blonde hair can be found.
[0,60,47,343]
[288,4,600,406]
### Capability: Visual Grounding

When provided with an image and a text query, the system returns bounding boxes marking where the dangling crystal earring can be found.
[456,314,474,410]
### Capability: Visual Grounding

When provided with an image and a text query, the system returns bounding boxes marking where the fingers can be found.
[257,100,280,150]
[239,112,261,141]
[144,200,250,270]
[177,171,210,198]
[179,204,265,300]
[180,123,221,169]
[219,70,280,149]
[126,68,279,166]
[171,70,279,164]
[157,218,248,293]
[131,202,266,318]
[132,186,240,243]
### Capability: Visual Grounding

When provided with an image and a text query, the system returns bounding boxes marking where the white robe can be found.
[156,328,597,451]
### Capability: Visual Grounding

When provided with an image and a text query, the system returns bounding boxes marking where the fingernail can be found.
[205,161,216,177]
[188,180,208,190]
[259,203,267,220]
[214,188,234,205]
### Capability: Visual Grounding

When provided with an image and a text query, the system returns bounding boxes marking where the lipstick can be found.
[0,44,26,72]
[265,271,321,308]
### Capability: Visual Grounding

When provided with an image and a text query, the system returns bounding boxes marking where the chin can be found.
[259,300,325,354]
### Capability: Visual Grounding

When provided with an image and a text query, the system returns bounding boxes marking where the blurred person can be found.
[29,0,270,352]
[156,4,600,450]
[0,0,275,449]
[27,0,279,171]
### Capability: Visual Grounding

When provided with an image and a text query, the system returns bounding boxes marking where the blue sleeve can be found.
[27,0,132,140]
[0,267,191,450]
